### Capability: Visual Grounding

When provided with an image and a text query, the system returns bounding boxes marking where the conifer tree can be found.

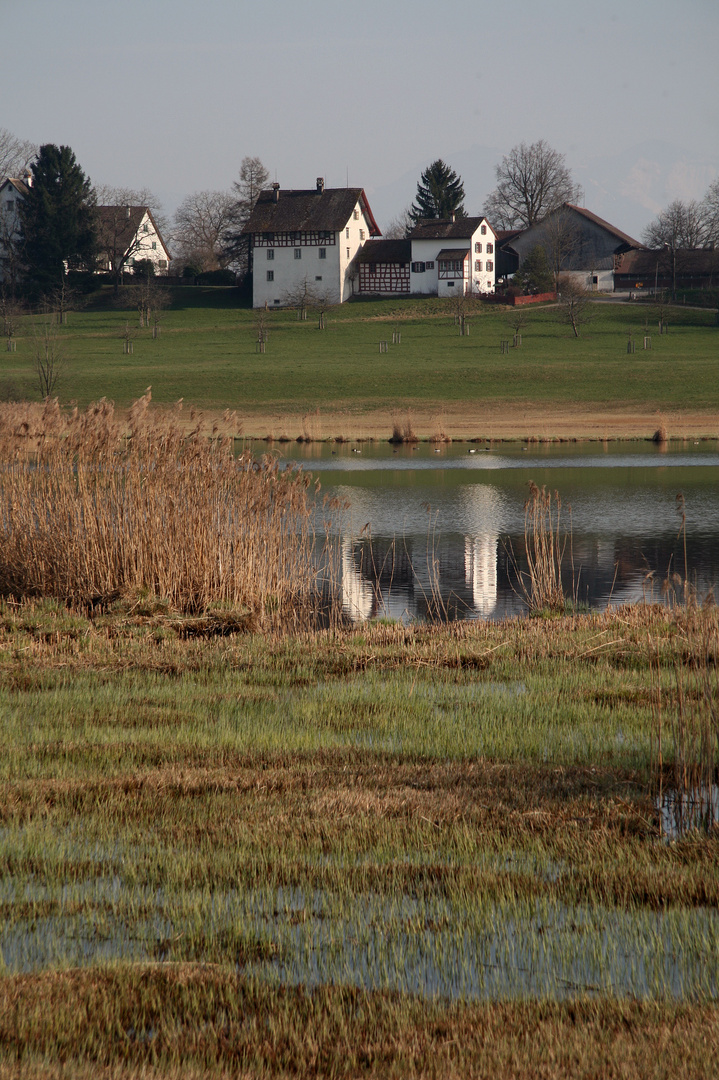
[19,144,97,296]
[409,160,466,223]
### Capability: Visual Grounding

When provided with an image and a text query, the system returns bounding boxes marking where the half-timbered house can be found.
[408,217,496,296]
[356,239,411,295]
[244,179,381,307]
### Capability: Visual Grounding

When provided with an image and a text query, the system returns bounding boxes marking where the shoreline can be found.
[232,404,719,444]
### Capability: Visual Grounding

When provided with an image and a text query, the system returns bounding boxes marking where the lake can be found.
[275,439,719,621]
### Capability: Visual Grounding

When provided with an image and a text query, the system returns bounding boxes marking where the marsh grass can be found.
[510,482,576,614]
[1,603,719,1074]
[0,393,338,628]
[651,617,719,837]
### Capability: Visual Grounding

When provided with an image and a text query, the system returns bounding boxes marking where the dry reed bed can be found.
[0,394,333,626]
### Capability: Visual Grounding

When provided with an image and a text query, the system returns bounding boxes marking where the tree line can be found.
[3,124,718,304]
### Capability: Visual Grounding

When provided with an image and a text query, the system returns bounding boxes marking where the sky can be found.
[4,0,719,240]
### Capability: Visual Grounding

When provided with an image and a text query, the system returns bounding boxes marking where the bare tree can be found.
[32,316,65,397]
[382,207,413,239]
[1,289,25,349]
[702,176,719,246]
[557,276,593,338]
[483,140,582,230]
[222,156,270,275]
[126,274,171,329]
[283,278,337,327]
[542,207,581,284]
[642,199,710,298]
[0,128,37,180]
[172,189,236,271]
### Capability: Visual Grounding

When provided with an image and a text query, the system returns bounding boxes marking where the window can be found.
[346,248,350,258]
[266,270,274,282]
[265,232,274,242]
[273,299,280,304]
[353,209,360,220]
[346,228,350,238]
[486,260,493,272]
[411,262,426,273]
[267,249,274,260]
[475,260,482,272]
[151,241,157,250]
[159,260,167,269]
[486,243,493,254]
[425,261,434,270]
[592,275,598,285]
[369,265,377,275]
[480,225,487,235]
[294,249,302,259]
[315,275,323,281]
[447,281,455,287]
[474,242,482,253]
[359,230,365,241]
[319,248,326,259]
[142,223,149,233]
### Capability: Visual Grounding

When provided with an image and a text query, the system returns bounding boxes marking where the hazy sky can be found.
[4,0,718,237]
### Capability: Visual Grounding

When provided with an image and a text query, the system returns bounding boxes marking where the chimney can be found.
[316,177,325,194]
[23,168,33,188]
[272,182,280,202]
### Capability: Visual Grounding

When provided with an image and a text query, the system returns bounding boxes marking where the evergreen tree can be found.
[19,144,97,296]
[514,246,554,294]
[409,160,466,223]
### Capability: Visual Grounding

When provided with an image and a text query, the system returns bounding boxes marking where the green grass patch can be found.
[2,289,718,414]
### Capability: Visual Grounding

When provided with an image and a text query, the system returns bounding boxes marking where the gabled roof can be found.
[0,177,30,197]
[436,248,469,260]
[244,187,381,236]
[409,216,492,241]
[615,248,719,275]
[554,204,642,251]
[494,228,523,248]
[356,239,411,263]
[96,205,171,259]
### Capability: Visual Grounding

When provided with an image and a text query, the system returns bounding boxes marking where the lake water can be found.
[275,439,719,621]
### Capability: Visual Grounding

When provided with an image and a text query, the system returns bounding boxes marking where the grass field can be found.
[2,288,718,439]
[0,600,717,1076]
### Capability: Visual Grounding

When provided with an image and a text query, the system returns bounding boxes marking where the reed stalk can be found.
[0,393,336,628]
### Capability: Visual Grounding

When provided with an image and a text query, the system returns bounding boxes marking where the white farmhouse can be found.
[243,179,381,307]
[96,205,171,277]
[0,175,30,284]
[409,217,496,296]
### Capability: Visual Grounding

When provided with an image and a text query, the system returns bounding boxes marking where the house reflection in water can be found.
[339,483,506,622]
[464,534,498,617]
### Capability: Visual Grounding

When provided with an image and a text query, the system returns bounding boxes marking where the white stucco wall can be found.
[409,221,496,296]
[128,212,170,273]
[251,199,372,308]
[0,182,24,282]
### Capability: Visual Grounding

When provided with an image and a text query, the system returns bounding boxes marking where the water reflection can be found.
[291,443,719,622]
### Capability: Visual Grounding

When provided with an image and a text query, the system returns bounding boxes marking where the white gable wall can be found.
[409,220,496,296]
[127,211,170,273]
[251,199,372,308]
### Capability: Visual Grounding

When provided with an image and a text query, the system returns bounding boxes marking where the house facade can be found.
[96,205,171,277]
[506,204,642,291]
[356,217,497,297]
[0,176,30,284]
[409,217,496,296]
[244,180,381,307]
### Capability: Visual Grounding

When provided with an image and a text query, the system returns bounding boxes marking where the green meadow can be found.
[2,288,718,418]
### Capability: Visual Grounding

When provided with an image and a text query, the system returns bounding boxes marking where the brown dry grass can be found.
[1,967,717,1079]
[0,393,332,625]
